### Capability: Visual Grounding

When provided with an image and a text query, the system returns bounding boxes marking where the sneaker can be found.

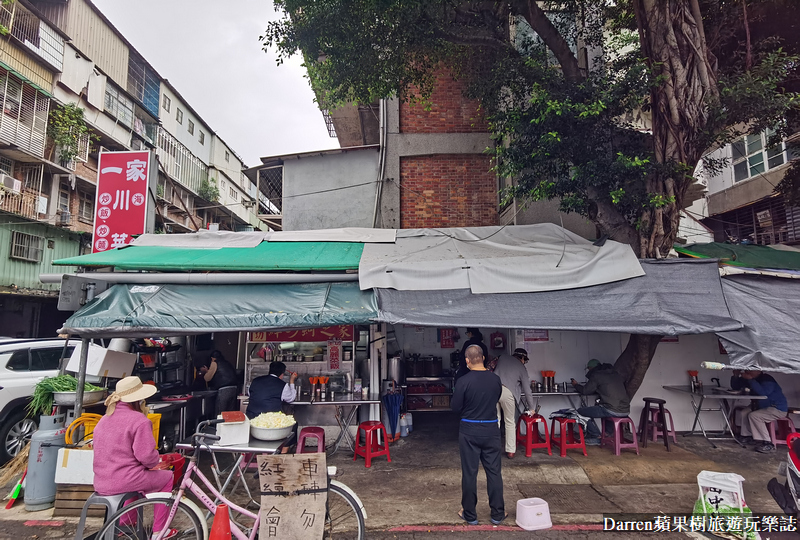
[585,437,601,446]
[755,443,776,454]
[151,529,178,540]
[738,436,754,444]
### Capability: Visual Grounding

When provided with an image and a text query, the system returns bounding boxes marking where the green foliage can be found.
[198,177,219,202]
[263,0,800,246]
[48,103,95,165]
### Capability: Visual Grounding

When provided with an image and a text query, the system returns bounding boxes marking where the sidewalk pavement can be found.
[3,411,788,538]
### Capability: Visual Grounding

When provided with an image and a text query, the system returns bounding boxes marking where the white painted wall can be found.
[282,149,380,231]
[705,145,735,195]
[158,86,212,164]
[392,325,800,433]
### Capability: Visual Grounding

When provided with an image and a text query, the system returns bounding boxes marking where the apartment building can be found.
[689,129,800,246]
[0,0,259,337]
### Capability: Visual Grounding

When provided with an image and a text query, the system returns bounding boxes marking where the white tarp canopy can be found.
[359,223,644,294]
[131,227,396,249]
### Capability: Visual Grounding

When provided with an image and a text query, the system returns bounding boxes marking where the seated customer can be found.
[246,361,297,418]
[571,359,630,445]
[93,377,177,540]
[731,369,788,453]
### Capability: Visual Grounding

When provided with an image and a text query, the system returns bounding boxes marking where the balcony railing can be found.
[0,2,64,71]
[156,127,208,195]
[0,67,49,157]
[0,186,45,221]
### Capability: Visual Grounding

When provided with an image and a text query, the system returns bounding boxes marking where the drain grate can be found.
[517,484,622,513]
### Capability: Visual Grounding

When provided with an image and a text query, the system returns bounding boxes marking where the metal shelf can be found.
[407,392,453,396]
[405,376,453,382]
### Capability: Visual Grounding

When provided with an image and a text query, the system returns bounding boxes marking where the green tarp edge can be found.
[52,242,364,272]
[61,281,377,338]
[675,243,800,271]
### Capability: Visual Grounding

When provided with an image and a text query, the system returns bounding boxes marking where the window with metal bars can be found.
[0,67,49,157]
[57,182,69,212]
[717,196,800,245]
[10,231,43,262]
[104,84,134,128]
[258,166,283,213]
[0,156,12,176]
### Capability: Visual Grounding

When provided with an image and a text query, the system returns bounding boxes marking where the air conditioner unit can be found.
[58,211,71,226]
[0,174,21,194]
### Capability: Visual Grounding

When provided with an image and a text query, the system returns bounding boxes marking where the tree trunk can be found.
[614,334,663,398]
[633,0,719,258]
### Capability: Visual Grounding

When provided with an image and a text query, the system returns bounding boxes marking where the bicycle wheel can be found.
[95,497,203,540]
[326,483,366,540]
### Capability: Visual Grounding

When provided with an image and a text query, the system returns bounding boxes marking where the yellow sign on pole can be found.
[257,453,327,540]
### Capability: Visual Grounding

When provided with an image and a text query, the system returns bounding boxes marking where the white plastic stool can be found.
[516,497,552,531]
[74,491,142,540]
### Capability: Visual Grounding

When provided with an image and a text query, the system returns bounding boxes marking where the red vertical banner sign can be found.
[92,151,151,253]
[327,339,342,370]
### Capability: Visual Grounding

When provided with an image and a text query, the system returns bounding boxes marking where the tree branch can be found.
[519,1,583,82]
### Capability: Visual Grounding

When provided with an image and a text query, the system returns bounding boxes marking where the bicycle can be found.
[89,419,366,540]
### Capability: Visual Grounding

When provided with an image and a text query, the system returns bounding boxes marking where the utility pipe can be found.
[40,272,359,285]
[73,338,89,419]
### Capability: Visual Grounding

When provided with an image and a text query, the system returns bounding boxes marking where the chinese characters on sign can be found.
[92,151,151,253]
[248,326,355,343]
[257,454,327,540]
[439,328,456,349]
[327,339,342,370]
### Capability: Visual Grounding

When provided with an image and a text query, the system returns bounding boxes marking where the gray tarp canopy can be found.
[376,259,742,335]
[60,281,378,338]
[716,274,800,374]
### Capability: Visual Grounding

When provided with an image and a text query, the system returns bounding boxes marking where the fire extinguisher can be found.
[490,332,505,350]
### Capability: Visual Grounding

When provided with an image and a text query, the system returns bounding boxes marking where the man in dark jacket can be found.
[455,328,489,381]
[200,350,238,391]
[246,361,297,418]
[731,370,788,453]
[451,344,506,526]
[571,359,630,445]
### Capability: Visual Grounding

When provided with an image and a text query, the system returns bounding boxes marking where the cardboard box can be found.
[432,396,450,408]
[66,342,137,379]
[55,448,94,485]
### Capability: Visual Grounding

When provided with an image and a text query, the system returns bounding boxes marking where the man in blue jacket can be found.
[246,361,297,418]
[731,370,788,453]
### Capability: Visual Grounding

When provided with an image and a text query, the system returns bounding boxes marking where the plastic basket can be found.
[148,413,161,448]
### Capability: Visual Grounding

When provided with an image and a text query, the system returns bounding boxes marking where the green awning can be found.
[53,242,364,272]
[675,242,800,271]
[61,281,377,338]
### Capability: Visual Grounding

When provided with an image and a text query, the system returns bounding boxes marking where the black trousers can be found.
[459,424,505,522]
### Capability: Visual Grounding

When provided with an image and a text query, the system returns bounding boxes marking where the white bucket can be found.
[516,497,552,531]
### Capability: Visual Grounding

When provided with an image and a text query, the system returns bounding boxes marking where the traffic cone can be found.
[209,503,232,540]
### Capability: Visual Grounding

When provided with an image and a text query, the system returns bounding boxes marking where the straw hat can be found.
[105,376,157,405]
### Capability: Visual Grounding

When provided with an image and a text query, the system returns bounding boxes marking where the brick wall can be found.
[400,154,498,228]
[400,68,488,133]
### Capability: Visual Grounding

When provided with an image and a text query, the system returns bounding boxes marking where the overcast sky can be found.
[91,0,338,168]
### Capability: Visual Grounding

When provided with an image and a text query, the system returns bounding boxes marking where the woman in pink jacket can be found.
[93,376,176,540]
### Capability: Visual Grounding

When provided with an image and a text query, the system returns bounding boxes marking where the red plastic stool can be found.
[769,416,797,446]
[648,408,677,444]
[601,417,640,456]
[516,414,551,457]
[353,421,392,467]
[549,417,587,457]
[297,426,326,453]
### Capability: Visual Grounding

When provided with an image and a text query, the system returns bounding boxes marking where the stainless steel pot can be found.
[388,356,405,384]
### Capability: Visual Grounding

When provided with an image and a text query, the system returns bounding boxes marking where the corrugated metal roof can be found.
[53,242,364,272]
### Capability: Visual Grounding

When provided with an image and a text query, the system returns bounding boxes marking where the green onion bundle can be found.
[27,375,104,416]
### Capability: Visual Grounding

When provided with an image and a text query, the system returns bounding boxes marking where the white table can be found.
[663,385,766,448]
[528,391,591,412]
